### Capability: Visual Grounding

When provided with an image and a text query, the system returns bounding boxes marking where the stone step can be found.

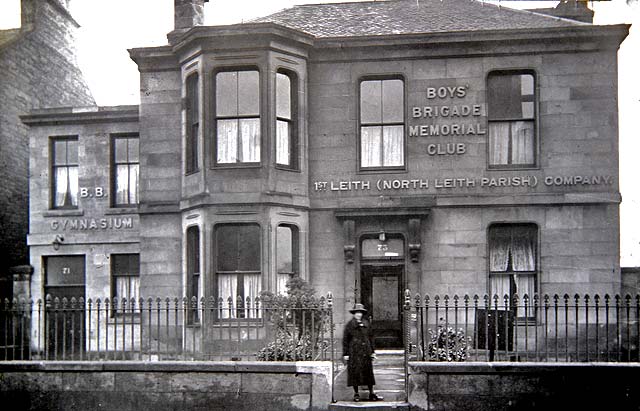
[329,401,410,411]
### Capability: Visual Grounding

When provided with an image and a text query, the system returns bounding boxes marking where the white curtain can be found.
[116,276,140,312]
[511,121,534,165]
[361,126,381,167]
[490,275,511,310]
[515,274,536,317]
[276,120,290,166]
[128,164,139,204]
[217,119,238,163]
[383,125,404,166]
[55,167,78,207]
[489,229,510,272]
[218,274,238,319]
[116,165,129,204]
[243,274,262,319]
[489,122,510,165]
[240,118,260,162]
[512,226,536,272]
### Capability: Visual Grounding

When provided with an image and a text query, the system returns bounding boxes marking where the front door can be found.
[361,264,403,348]
[45,256,86,359]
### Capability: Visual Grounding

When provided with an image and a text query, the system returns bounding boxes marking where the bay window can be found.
[215,70,261,164]
[214,224,261,319]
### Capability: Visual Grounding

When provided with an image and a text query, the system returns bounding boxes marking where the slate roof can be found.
[0,29,21,51]
[252,0,585,38]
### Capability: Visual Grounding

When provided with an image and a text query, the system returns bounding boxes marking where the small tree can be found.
[256,277,329,361]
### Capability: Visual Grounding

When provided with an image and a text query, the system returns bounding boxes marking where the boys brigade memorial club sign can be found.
[314,83,614,193]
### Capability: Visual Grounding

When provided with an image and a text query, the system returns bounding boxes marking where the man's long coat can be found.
[342,317,376,387]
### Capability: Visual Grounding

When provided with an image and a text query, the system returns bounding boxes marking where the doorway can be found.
[44,256,85,359]
[360,264,404,348]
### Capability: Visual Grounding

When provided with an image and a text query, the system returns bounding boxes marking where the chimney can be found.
[21,0,36,29]
[174,0,208,30]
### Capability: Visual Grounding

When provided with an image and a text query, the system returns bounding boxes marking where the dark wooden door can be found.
[45,256,85,359]
[361,264,403,348]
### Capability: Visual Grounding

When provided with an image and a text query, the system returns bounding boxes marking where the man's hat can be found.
[349,303,368,314]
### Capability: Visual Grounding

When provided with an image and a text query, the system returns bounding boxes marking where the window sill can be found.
[211,163,262,170]
[487,165,539,171]
[357,167,407,175]
[44,209,84,217]
[185,169,201,177]
[275,165,301,173]
[105,207,138,215]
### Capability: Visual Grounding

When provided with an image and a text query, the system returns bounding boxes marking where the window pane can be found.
[238,225,260,271]
[239,118,260,162]
[277,226,293,273]
[187,227,200,275]
[112,254,140,276]
[46,256,85,286]
[218,274,238,318]
[127,138,139,162]
[216,71,238,117]
[490,274,512,300]
[488,74,525,119]
[238,71,259,116]
[114,138,128,163]
[361,126,382,167]
[276,120,290,166]
[217,119,238,163]
[521,102,534,119]
[67,166,78,207]
[489,226,511,272]
[362,238,404,258]
[382,125,404,166]
[66,139,78,164]
[382,79,403,123]
[54,167,68,207]
[360,81,382,124]
[116,164,129,204]
[54,140,67,165]
[276,72,291,120]
[520,74,534,96]
[488,122,510,166]
[510,121,535,165]
[216,225,240,272]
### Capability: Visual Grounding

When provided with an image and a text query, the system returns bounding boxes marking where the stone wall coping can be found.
[20,106,139,126]
[409,361,640,374]
[0,360,331,374]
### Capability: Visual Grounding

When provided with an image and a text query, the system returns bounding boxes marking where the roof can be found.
[252,0,585,38]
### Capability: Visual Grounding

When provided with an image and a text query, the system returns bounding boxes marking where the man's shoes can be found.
[369,393,383,401]
[353,393,360,402]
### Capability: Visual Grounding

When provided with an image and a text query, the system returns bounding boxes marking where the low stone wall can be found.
[408,362,640,410]
[0,361,332,411]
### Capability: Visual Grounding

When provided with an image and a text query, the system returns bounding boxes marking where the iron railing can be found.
[0,294,334,362]
[406,291,640,362]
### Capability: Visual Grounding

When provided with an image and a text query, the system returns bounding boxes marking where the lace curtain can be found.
[54,166,78,207]
[217,118,260,163]
[115,276,140,312]
[361,125,403,167]
[489,121,534,166]
[276,120,290,166]
[218,274,261,319]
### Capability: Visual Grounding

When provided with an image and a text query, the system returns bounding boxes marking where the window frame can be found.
[110,253,140,317]
[185,72,200,175]
[357,75,407,173]
[213,222,262,321]
[212,67,262,168]
[186,225,201,325]
[50,136,79,210]
[275,69,299,171]
[111,134,140,208]
[486,70,538,171]
[276,223,300,294]
[487,223,538,321]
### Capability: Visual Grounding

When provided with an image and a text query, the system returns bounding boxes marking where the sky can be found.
[0,0,639,265]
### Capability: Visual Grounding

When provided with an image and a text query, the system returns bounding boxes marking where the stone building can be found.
[0,0,95,291]
[22,0,629,353]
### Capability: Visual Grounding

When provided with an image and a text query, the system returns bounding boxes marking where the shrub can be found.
[427,325,470,362]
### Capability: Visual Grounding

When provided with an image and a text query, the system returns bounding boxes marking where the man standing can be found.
[342,303,382,402]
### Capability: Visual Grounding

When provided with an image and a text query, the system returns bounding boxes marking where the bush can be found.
[256,277,329,361]
[427,325,470,362]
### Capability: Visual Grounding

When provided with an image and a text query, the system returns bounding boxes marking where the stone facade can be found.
[0,0,95,271]
[22,0,629,351]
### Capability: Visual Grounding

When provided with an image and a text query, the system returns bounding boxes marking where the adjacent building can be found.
[0,0,94,297]
[22,0,629,353]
